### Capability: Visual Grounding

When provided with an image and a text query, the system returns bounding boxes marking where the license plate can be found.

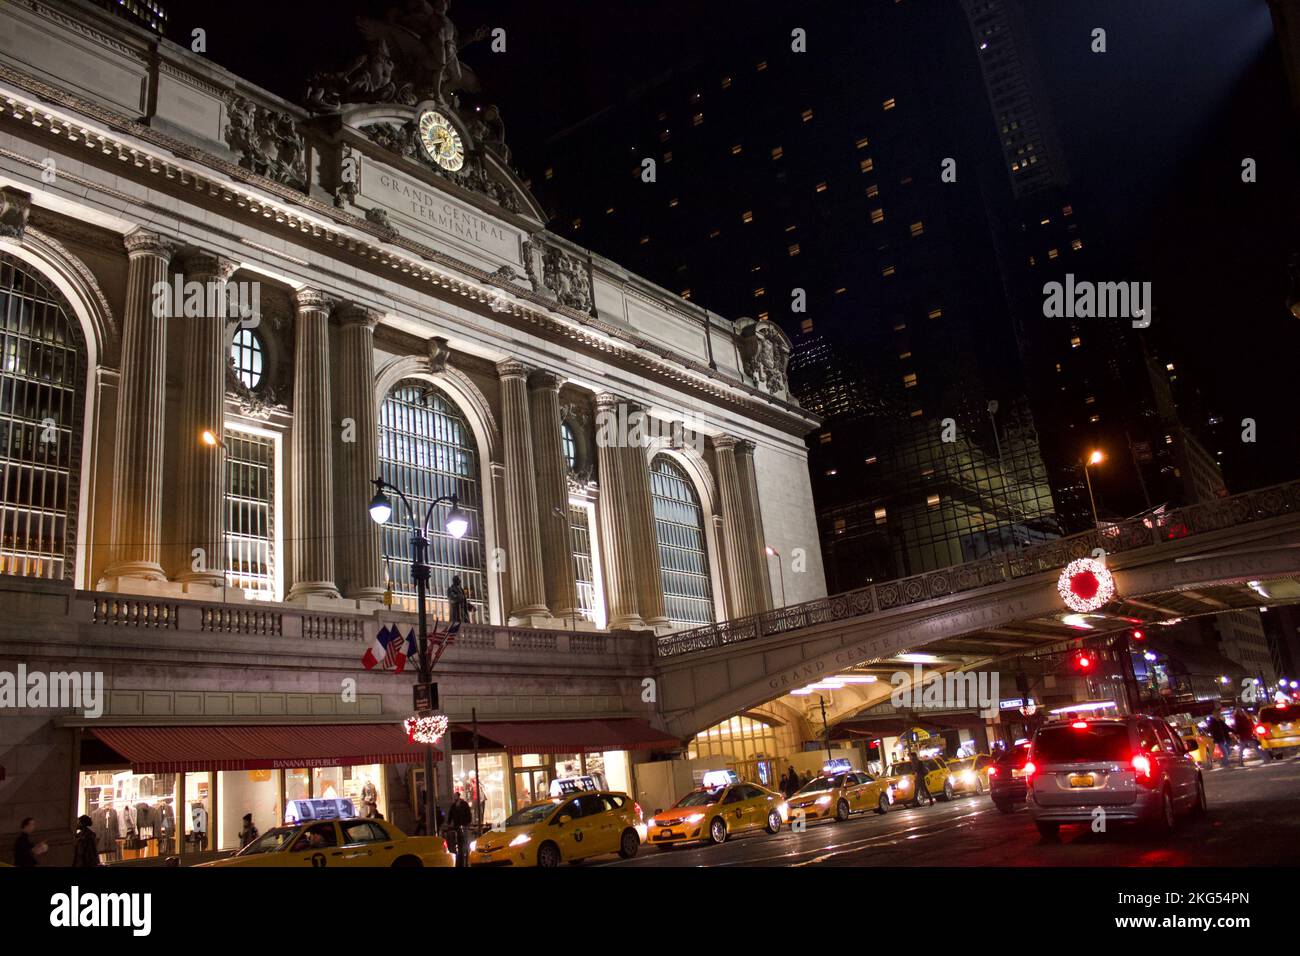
[659,829,673,839]
[1011,768,1028,778]
[1069,773,1095,788]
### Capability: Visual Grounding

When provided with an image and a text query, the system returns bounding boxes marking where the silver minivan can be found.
[1026,716,1205,839]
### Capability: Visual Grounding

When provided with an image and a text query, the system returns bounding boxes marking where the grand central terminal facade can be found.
[0,0,827,861]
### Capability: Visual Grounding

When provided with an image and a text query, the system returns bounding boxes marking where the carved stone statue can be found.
[224,95,307,189]
[540,245,594,315]
[468,104,510,165]
[735,317,792,398]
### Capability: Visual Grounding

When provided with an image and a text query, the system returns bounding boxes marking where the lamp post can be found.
[1083,449,1105,528]
[764,545,786,608]
[368,475,469,838]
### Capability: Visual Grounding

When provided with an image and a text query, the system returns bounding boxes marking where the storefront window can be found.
[452,752,507,828]
[284,767,310,802]
[218,770,280,851]
[78,770,178,861]
[184,772,212,853]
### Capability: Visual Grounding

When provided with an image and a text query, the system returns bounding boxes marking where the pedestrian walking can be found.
[911,751,934,807]
[782,766,799,797]
[449,790,473,867]
[238,813,259,847]
[13,817,47,867]
[72,815,101,867]
[1206,715,1232,770]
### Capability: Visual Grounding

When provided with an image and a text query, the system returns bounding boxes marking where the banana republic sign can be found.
[368,169,519,262]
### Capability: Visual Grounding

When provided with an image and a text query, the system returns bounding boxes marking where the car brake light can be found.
[987,765,998,777]
[1023,760,1037,780]
[1072,720,1088,729]
[1131,753,1154,785]
[441,839,449,853]
[1255,724,1267,737]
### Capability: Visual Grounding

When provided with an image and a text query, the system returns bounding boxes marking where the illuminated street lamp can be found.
[1083,449,1105,527]
[368,475,468,837]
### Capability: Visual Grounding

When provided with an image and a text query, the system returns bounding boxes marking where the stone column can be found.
[714,435,761,620]
[734,439,772,611]
[528,370,578,621]
[172,251,235,589]
[335,302,384,601]
[104,229,177,583]
[287,288,340,601]
[496,360,550,622]
[623,403,668,628]
[594,393,642,629]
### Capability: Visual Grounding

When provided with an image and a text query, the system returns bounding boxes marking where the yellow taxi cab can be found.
[196,817,453,868]
[1177,727,1215,766]
[786,761,893,825]
[646,771,787,848]
[943,754,995,798]
[1253,702,1300,757]
[882,756,950,805]
[468,790,644,868]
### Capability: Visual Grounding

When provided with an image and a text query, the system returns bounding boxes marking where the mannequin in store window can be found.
[360,779,378,819]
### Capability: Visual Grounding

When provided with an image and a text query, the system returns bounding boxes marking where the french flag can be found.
[362,625,408,672]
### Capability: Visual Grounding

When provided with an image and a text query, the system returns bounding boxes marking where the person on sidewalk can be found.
[448,790,473,867]
[72,815,101,867]
[13,818,47,867]
[911,751,934,807]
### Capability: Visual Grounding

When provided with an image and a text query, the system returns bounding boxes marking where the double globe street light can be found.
[367,476,468,838]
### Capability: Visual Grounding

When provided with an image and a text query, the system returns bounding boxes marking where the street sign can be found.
[414,681,439,713]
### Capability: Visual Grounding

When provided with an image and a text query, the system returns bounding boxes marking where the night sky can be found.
[160,0,1300,487]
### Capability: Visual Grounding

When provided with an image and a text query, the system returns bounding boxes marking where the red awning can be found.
[89,724,440,774]
[456,718,679,755]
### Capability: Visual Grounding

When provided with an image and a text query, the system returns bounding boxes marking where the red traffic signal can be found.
[1072,650,1095,672]
[1131,628,1145,641]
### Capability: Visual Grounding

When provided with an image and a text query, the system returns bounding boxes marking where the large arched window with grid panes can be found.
[0,252,86,581]
[378,380,486,619]
[650,455,714,627]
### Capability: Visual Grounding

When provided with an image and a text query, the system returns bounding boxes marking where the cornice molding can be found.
[0,66,818,436]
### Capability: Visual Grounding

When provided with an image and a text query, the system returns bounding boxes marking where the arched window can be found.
[0,252,86,580]
[650,455,714,627]
[230,327,263,389]
[378,380,486,618]
[560,422,576,470]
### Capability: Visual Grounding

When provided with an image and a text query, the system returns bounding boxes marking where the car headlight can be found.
[646,817,658,828]
[685,813,705,824]
[816,794,832,805]
[948,775,955,785]
[962,771,976,784]
[509,833,531,847]
[469,840,477,853]
[778,802,789,821]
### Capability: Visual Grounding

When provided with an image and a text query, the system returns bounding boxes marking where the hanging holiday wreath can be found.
[1057,556,1116,613]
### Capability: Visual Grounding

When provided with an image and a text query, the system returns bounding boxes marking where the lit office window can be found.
[903,372,918,388]
[910,221,925,237]
[378,381,486,618]
[927,494,941,508]
[0,252,85,580]
[230,328,264,389]
[874,507,888,525]
[223,428,275,598]
[883,98,897,110]
[650,456,714,627]
[860,157,875,173]
[871,208,885,224]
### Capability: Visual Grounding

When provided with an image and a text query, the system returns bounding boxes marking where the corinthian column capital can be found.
[713,434,740,453]
[123,228,178,260]
[293,287,334,313]
[178,250,238,282]
[335,301,383,330]
[496,358,531,380]
[528,369,563,392]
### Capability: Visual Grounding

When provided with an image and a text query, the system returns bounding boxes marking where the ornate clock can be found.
[417,110,466,172]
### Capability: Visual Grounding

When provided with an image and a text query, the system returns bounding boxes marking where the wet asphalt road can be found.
[599,755,1300,867]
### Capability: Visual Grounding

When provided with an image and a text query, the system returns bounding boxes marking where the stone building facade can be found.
[0,0,824,861]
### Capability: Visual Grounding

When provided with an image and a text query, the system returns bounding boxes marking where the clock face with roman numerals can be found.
[418,110,465,172]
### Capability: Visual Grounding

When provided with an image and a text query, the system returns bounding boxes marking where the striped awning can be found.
[88,724,439,774]
[456,718,680,755]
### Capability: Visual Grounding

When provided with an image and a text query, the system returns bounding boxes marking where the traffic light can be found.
[1131,628,1145,641]
[1072,649,1096,673]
